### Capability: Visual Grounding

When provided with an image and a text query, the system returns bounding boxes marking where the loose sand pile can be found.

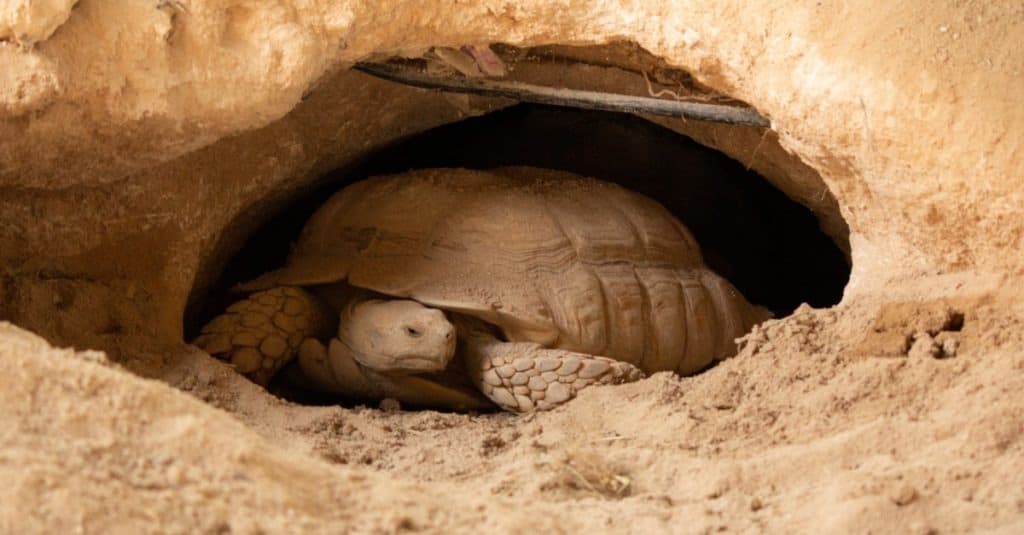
[1,1,1022,533]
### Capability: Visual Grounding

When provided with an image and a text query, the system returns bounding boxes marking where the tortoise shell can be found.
[241,167,768,374]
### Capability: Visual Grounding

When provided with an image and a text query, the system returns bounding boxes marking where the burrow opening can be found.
[187,103,850,408]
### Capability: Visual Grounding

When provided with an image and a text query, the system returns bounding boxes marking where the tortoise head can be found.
[338,298,456,373]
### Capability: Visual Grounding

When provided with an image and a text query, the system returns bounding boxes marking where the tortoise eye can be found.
[404,326,422,338]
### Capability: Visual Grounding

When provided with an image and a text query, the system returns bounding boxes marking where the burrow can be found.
[183,43,852,408]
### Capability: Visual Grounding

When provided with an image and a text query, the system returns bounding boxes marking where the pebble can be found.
[940,337,959,357]
[890,484,918,506]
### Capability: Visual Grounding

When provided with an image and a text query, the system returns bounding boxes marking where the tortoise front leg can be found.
[193,287,331,385]
[457,320,644,412]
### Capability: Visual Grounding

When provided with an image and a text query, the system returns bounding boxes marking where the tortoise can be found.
[194,167,770,412]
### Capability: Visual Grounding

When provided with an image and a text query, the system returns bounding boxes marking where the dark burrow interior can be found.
[188,103,850,406]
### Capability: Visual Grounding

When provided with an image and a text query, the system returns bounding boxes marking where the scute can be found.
[239,166,766,373]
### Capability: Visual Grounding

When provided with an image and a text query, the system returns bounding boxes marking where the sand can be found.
[3,287,1022,533]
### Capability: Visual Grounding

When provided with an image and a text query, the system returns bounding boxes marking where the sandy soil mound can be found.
[4,290,1023,533]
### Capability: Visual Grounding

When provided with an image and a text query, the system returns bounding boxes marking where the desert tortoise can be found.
[194,167,769,412]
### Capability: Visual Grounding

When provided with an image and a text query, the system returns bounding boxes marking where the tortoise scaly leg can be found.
[456,319,644,412]
[193,287,330,386]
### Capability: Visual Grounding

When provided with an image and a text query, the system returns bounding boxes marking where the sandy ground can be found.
[1,279,1021,533]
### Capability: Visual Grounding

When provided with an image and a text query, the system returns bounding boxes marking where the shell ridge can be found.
[590,266,611,356]
[672,270,693,369]
[600,190,653,366]
[632,265,653,370]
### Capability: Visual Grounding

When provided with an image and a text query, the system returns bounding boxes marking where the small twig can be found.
[563,463,602,495]
[642,70,687,101]
[354,62,771,127]
[562,463,631,498]
[641,70,715,104]
[591,434,632,443]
